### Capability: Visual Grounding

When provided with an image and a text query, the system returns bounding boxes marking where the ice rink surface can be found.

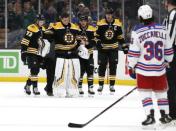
[0,82,175,131]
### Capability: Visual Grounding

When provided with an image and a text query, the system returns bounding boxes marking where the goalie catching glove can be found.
[77,45,90,59]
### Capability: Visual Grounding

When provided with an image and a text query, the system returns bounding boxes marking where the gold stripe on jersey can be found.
[97,19,122,27]
[27,47,38,54]
[55,44,77,50]
[27,24,46,33]
[102,43,118,49]
[21,38,30,46]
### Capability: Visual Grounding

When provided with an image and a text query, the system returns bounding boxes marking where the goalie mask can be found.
[138,5,153,20]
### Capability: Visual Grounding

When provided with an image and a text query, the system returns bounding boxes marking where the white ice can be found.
[0,82,175,131]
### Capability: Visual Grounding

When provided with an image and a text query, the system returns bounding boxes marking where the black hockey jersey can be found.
[44,22,80,58]
[21,24,45,54]
[78,25,96,55]
[96,18,125,50]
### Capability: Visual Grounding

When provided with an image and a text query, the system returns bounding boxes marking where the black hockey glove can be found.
[96,40,103,50]
[122,44,129,54]
[21,52,28,65]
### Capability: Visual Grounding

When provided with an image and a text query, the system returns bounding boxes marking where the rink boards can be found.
[0,49,135,85]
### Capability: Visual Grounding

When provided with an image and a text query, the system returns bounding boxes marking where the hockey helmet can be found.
[36,14,45,21]
[79,15,88,21]
[105,8,114,14]
[138,5,153,20]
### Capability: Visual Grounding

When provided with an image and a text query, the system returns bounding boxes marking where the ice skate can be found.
[142,109,156,129]
[109,86,115,95]
[33,87,40,95]
[97,86,103,95]
[24,85,31,95]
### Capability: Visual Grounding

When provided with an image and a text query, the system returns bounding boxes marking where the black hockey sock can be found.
[78,77,83,88]
[26,78,32,86]
[110,80,115,86]
[88,77,93,88]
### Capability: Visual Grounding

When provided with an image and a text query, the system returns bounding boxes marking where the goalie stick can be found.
[68,87,137,128]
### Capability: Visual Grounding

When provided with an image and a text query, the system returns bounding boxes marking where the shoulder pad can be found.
[27,24,39,32]
[87,25,96,32]
[71,23,80,31]
[113,19,122,26]
[50,22,64,29]
[97,19,107,26]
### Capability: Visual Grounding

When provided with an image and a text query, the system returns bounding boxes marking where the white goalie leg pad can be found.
[65,59,80,97]
[53,58,67,97]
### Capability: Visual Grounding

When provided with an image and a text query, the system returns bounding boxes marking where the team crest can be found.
[105,29,114,40]
[64,32,74,44]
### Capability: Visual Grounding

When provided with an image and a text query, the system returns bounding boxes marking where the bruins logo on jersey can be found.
[64,32,74,44]
[105,29,114,40]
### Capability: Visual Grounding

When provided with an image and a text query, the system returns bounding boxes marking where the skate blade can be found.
[156,122,172,130]
[88,94,94,98]
[110,92,115,95]
[79,94,84,97]
[142,124,156,130]
[98,92,102,95]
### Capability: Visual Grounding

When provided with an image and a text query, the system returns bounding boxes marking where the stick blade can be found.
[68,123,85,128]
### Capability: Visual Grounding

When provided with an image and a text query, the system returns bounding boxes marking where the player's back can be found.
[130,23,167,76]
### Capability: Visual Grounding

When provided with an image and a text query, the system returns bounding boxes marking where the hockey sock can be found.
[139,91,154,115]
[88,76,93,88]
[155,92,169,114]
[109,75,116,86]
[99,76,105,86]
[26,78,32,86]
[78,77,83,88]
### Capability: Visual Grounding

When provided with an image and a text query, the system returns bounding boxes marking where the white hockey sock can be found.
[139,90,154,115]
[155,92,169,114]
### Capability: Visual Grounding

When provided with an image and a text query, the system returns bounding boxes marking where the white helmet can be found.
[138,5,153,20]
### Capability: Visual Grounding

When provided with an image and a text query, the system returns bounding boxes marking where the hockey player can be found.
[128,5,173,127]
[44,12,89,97]
[21,14,50,95]
[163,0,176,122]
[96,8,128,94]
[77,15,96,95]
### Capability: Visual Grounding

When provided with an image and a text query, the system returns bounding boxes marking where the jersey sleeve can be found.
[127,31,141,68]
[21,29,33,53]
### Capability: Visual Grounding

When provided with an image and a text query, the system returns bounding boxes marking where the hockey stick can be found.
[68,87,137,128]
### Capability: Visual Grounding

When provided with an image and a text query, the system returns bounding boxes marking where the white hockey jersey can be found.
[128,23,174,76]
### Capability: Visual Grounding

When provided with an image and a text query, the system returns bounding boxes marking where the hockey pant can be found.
[78,55,94,88]
[98,50,118,86]
[53,58,80,97]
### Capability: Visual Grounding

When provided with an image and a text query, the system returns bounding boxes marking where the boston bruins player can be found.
[96,8,128,94]
[77,15,96,95]
[21,14,50,95]
[44,12,89,97]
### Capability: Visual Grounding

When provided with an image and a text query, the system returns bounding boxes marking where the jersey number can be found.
[144,41,163,61]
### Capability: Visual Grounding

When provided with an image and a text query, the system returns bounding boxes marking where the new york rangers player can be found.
[128,5,173,127]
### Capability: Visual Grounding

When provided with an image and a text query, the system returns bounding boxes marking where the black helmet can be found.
[79,15,88,21]
[167,0,176,5]
[105,8,114,14]
[36,14,45,20]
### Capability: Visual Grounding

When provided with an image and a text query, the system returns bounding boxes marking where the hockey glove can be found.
[128,67,136,79]
[122,44,129,54]
[21,52,28,65]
